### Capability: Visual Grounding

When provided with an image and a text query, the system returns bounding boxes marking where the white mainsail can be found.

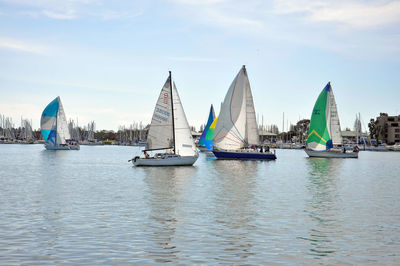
[146,77,174,150]
[56,98,71,145]
[172,82,197,156]
[213,66,259,150]
[327,88,343,145]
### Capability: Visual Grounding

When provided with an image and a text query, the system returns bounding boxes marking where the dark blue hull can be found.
[212,150,277,160]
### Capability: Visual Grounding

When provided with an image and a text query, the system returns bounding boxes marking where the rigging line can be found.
[227,131,245,142]
[221,135,244,144]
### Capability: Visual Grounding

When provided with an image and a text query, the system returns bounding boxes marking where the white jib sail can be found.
[172,82,197,156]
[243,67,259,146]
[327,88,343,145]
[146,76,174,150]
[213,66,247,150]
[56,97,71,145]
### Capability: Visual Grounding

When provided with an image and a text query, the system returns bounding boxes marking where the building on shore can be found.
[369,113,400,145]
[259,130,278,144]
[341,130,368,144]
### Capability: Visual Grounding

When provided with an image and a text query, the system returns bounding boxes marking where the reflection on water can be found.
[303,158,343,258]
[1,146,400,264]
[142,167,197,263]
[211,160,259,263]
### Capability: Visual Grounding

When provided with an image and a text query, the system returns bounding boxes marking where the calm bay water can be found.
[0,144,399,264]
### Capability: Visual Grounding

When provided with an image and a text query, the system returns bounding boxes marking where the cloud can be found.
[42,9,76,20]
[273,0,400,28]
[0,0,144,20]
[1,0,80,19]
[170,0,263,31]
[172,0,400,31]
[0,37,48,54]
[169,0,400,60]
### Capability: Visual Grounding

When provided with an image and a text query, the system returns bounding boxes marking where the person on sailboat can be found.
[144,151,150,158]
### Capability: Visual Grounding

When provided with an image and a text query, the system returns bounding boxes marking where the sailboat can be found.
[198,104,215,151]
[131,71,199,166]
[212,66,277,160]
[305,82,358,158]
[40,96,80,150]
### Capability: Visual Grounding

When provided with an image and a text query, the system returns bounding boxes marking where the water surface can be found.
[0,144,399,264]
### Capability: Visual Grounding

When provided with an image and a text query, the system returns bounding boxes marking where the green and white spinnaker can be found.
[306,82,342,151]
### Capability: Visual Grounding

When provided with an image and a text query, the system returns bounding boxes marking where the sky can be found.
[0,0,399,132]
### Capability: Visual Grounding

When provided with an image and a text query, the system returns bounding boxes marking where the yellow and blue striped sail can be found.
[199,105,215,147]
[204,116,218,150]
[40,97,59,144]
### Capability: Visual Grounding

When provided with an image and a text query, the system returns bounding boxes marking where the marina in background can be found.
[1,112,399,151]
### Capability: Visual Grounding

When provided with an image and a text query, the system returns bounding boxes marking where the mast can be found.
[169,71,176,154]
[244,65,249,145]
[55,105,58,145]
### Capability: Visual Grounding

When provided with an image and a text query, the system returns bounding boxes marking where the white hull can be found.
[364,146,387,152]
[45,144,80,150]
[133,154,198,166]
[386,145,400,151]
[305,149,358,158]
